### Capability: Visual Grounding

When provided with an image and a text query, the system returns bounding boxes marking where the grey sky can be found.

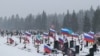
[0,0,100,17]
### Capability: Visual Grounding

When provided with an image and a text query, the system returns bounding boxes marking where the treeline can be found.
[0,6,100,33]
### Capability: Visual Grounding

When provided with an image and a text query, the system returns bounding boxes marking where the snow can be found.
[0,35,100,56]
[0,36,42,56]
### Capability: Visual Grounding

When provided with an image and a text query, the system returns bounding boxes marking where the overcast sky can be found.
[0,0,100,17]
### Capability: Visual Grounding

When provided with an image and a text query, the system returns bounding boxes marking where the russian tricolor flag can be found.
[24,31,31,37]
[84,33,94,42]
[49,28,56,38]
[72,33,79,38]
[61,28,73,36]
[43,32,48,37]
[44,45,52,53]
[59,38,64,44]
[88,31,94,36]
[35,38,41,44]
[49,28,56,33]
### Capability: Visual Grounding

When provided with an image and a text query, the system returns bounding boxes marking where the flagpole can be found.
[48,29,50,44]
[48,33,50,44]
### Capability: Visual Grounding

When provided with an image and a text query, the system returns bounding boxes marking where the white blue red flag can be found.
[88,31,94,36]
[35,38,41,43]
[59,37,64,44]
[48,28,56,38]
[84,33,94,42]
[72,33,79,38]
[43,32,48,37]
[24,31,31,37]
[49,28,56,33]
[44,45,52,53]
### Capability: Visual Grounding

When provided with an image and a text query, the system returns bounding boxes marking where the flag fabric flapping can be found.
[61,28,73,36]
[94,32,100,37]
[44,44,52,53]
[24,31,31,37]
[72,33,79,38]
[84,33,94,42]
[88,31,94,36]
[49,28,56,33]
[35,38,41,44]
[59,37,64,44]
[48,28,56,38]
[43,32,48,37]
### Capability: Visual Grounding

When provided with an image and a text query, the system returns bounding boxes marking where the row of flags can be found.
[18,28,95,54]
[21,28,95,45]
[84,33,94,42]
[43,28,95,43]
[43,28,95,54]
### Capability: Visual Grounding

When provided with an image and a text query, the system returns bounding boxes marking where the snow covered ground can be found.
[0,36,43,56]
[0,35,100,56]
[0,35,62,56]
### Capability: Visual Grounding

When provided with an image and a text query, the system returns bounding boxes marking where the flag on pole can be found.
[49,28,56,33]
[49,28,56,39]
[24,31,31,37]
[43,32,48,39]
[72,33,79,38]
[88,31,94,36]
[84,33,94,42]
[59,37,64,44]
[35,38,41,43]
[43,32,48,37]
[61,28,73,36]
[44,44,52,53]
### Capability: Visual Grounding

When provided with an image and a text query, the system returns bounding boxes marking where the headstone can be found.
[93,44,97,52]
[75,45,79,54]
[54,41,59,49]
[86,48,94,56]
[62,41,69,55]
[70,40,74,48]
